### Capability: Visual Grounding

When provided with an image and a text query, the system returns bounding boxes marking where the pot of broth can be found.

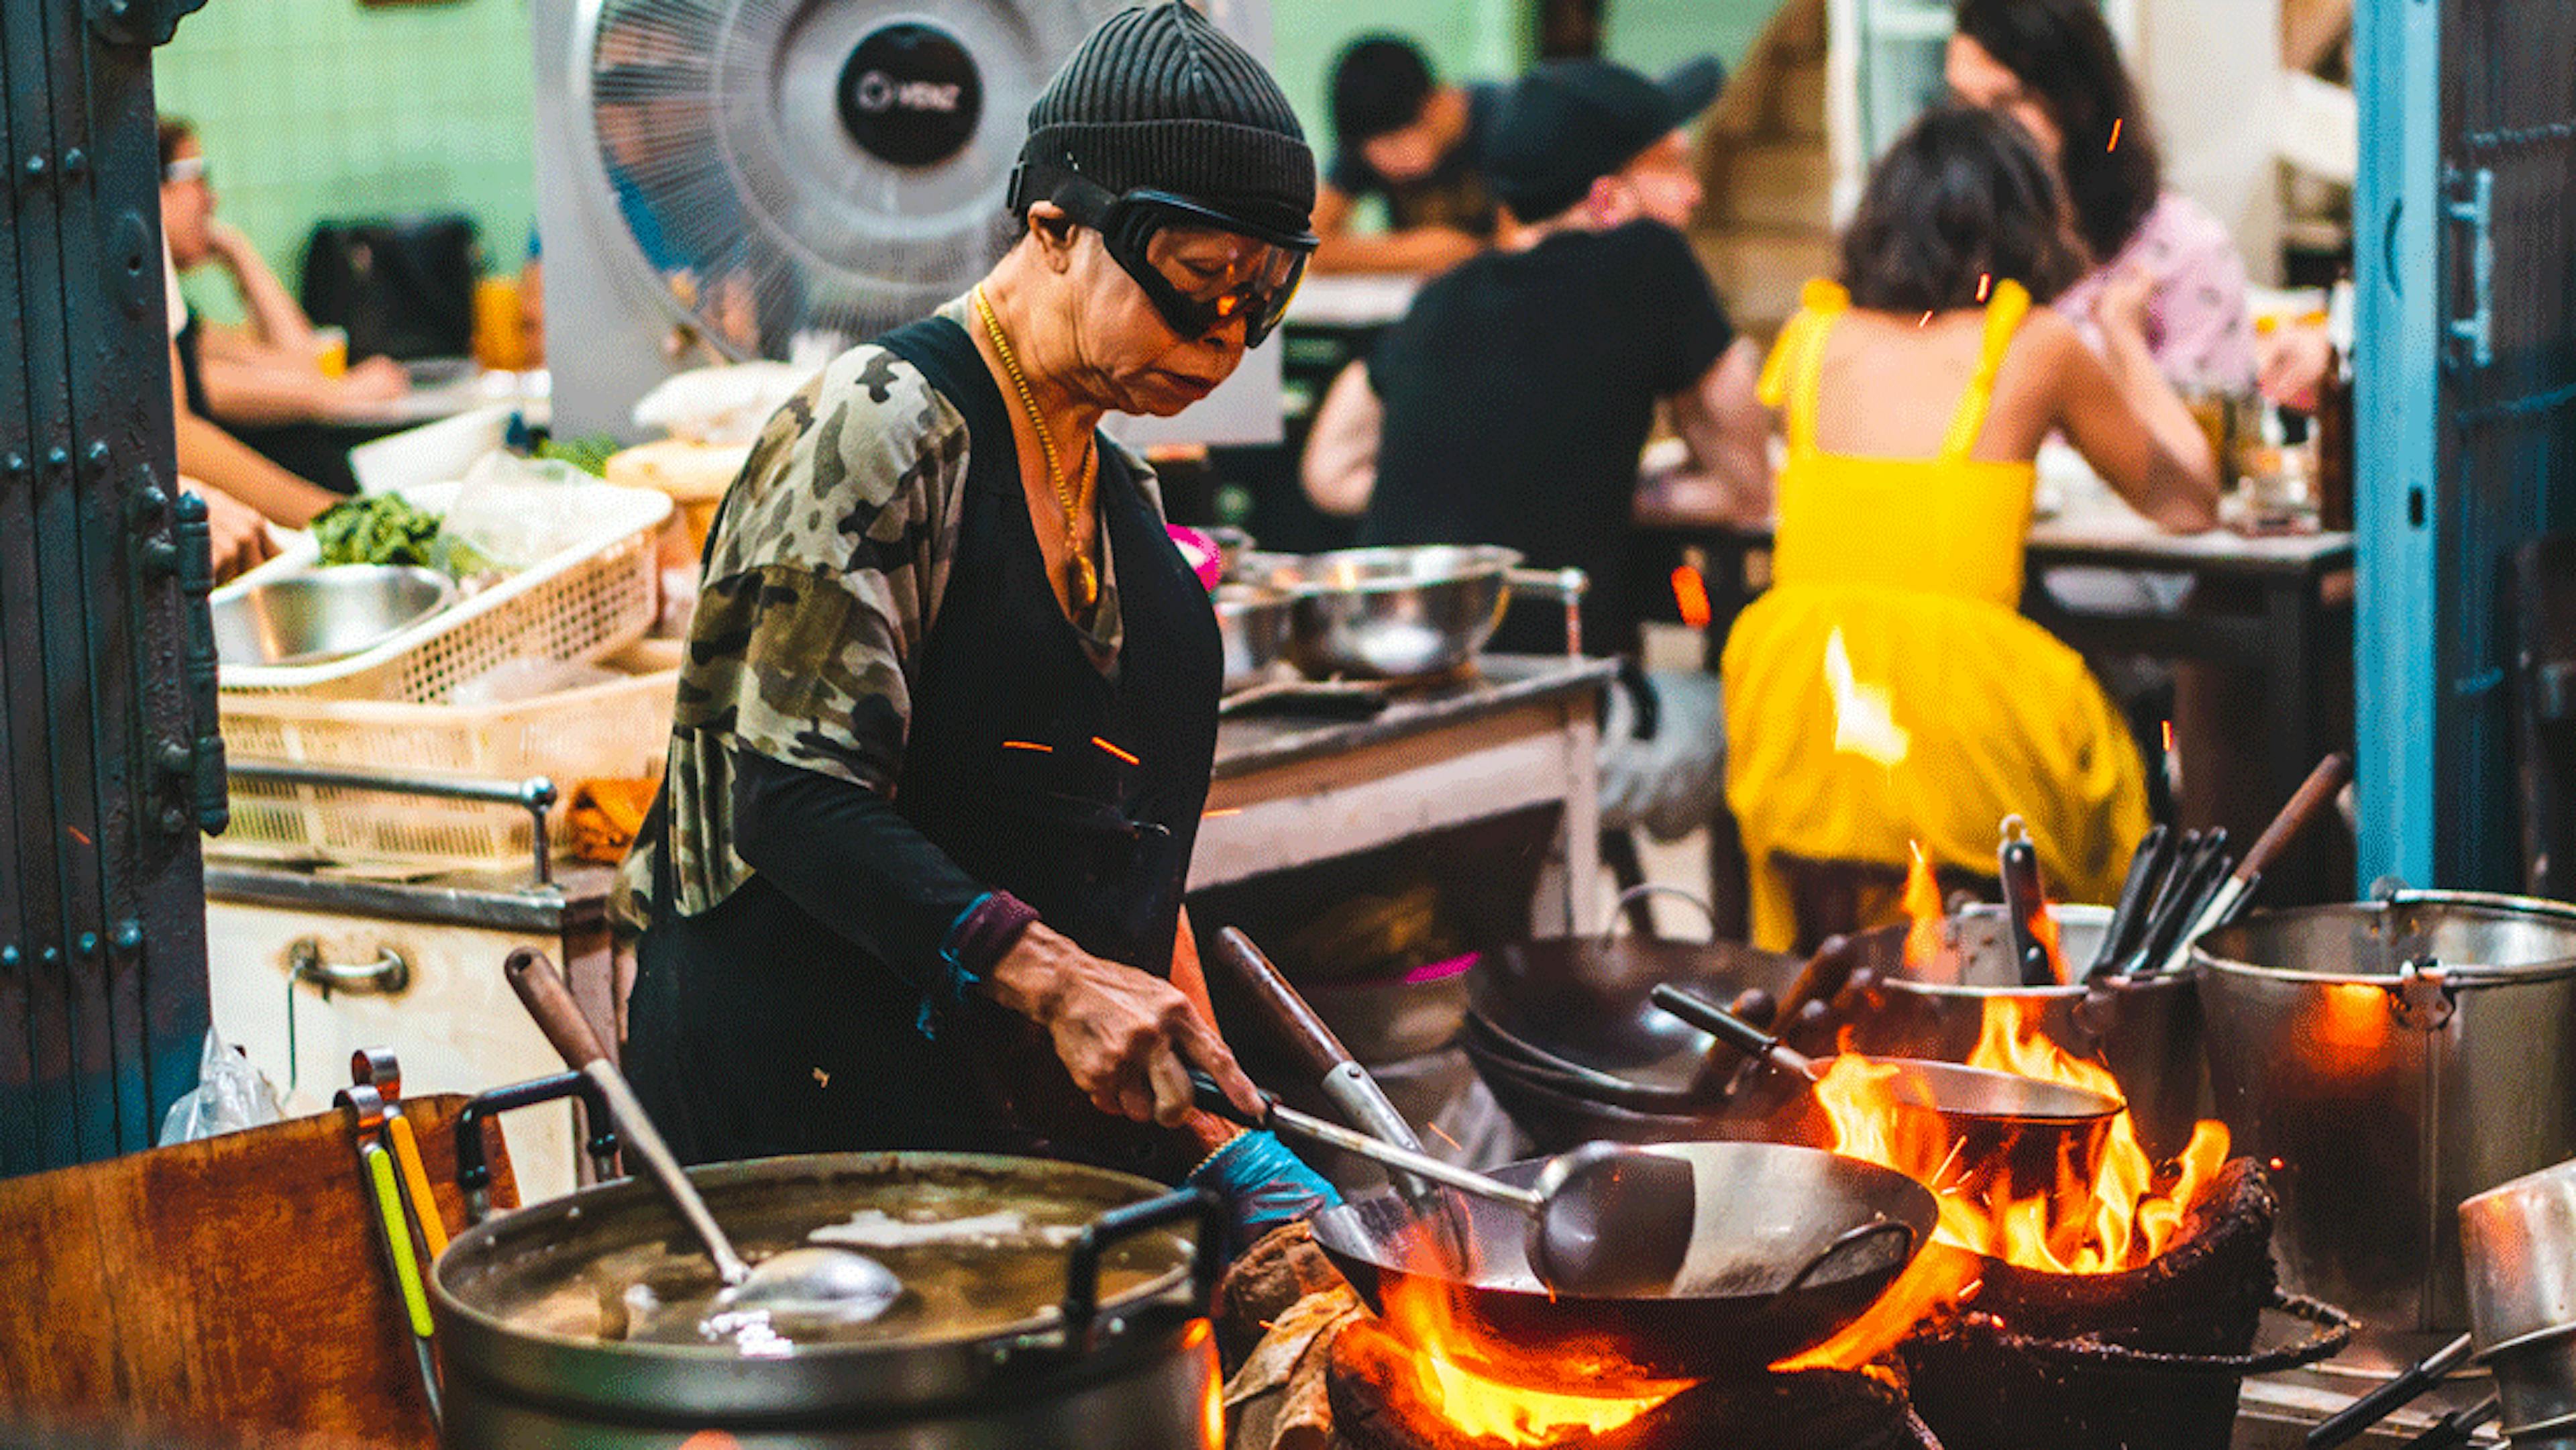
[431,1150,1223,1447]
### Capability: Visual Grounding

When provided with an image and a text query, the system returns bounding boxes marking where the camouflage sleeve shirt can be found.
[616,303,1158,947]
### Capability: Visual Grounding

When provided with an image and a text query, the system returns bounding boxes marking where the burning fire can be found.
[1377,1226,1688,1445]
[1901,843,1945,971]
[1820,998,2228,1275]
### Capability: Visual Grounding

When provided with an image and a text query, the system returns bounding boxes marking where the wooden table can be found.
[1195,654,1617,937]
[1640,489,2357,900]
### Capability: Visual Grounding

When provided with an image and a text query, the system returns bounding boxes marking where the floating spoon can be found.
[504,948,900,1325]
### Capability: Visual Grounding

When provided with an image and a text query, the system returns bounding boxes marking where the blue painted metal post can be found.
[2351,0,2440,890]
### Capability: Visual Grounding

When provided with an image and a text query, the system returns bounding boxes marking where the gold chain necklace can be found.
[971,286,1099,614]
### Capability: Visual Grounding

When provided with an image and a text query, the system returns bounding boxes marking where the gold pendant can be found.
[1069,552,1099,613]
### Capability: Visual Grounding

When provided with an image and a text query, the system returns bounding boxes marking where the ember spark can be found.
[2107,117,2123,151]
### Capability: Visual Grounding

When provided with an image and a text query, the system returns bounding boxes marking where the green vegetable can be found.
[311,494,494,577]
[313,494,445,568]
[533,434,619,478]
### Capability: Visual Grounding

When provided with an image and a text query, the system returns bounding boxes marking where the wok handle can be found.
[2306,1331,2474,1450]
[1061,1187,1228,1349]
[1651,982,1821,1080]
[1776,1218,1919,1299]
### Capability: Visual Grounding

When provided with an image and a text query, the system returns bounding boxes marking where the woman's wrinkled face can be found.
[1946,34,2062,162]
[1059,224,1252,417]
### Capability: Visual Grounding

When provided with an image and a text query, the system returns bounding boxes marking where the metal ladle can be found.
[1191,1073,1698,1298]
[504,948,900,1326]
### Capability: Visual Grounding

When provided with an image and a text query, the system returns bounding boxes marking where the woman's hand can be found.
[337,354,412,405]
[2257,323,2335,412]
[2092,264,2155,344]
[180,477,280,582]
[986,923,1265,1127]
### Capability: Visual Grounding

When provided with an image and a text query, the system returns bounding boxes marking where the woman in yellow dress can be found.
[1723,106,2221,951]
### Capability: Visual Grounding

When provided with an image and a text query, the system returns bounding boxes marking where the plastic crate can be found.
[213,647,678,870]
[216,480,672,703]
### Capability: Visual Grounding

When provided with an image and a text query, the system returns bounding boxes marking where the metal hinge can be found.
[2445,166,2495,370]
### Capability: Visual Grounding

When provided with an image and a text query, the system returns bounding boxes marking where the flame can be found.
[1377,1225,1686,1445]
[1671,564,1714,630]
[1901,842,1945,971]
[1774,1241,1984,1372]
[1817,998,2229,1277]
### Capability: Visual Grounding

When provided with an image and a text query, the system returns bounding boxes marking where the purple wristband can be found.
[947,890,1042,984]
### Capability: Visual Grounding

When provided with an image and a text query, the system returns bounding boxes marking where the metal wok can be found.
[1468,931,1805,1098]
[1308,1141,1937,1385]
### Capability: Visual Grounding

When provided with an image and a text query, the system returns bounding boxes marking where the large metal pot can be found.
[1246,546,1582,679]
[433,1151,1224,1448]
[1844,904,2210,1161]
[2193,892,2576,1335]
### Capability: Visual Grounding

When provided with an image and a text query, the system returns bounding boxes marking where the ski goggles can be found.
[1012,163,1314,347]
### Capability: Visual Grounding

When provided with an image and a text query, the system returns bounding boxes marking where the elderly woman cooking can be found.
[619,2,1334,1244]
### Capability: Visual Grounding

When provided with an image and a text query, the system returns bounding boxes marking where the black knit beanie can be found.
[1015,2,1316,240]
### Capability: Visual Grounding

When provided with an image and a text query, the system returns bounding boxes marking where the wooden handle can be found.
[504,947,608,1071]
[1206,927,1358,1078]
[1775,935,1860,1025]
[2240,752,2353,882]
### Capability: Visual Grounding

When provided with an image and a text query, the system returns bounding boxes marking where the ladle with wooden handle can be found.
[502,948,899,1325]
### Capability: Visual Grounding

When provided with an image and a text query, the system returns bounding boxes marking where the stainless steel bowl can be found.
[1265,544,1523,680]
[1214,582,1293,692]
[211,565,455,667]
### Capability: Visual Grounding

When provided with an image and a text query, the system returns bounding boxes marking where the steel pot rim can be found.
[2190,893,2576,986]
[1268,543,1525,598]
[433,1152,1196,1359]
[431,1151,1207,1418]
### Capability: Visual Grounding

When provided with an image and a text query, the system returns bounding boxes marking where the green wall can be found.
[155,0,1782,323]
[154,0,537,325]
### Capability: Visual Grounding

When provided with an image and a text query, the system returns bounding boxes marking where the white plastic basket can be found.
[216,480,672,702]
[213,645,678,870]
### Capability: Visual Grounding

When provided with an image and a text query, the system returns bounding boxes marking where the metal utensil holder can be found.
[226,759,559,886]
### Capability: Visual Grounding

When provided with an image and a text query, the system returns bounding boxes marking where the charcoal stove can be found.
[1324,1313,1935,1450]
[1900,1159,2355,1450]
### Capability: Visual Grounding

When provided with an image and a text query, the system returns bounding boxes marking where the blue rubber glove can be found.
[1187,1129,1342,1251]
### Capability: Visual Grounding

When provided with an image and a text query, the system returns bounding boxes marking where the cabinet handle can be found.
[290,939,411,996]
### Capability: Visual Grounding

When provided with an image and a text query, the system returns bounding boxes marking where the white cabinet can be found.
[204,896,610,1204]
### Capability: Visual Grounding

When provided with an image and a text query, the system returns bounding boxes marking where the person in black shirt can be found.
[1302,56,1771,659]
[1312,34,1505,274]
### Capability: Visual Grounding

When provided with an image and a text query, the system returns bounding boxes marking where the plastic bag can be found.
[440,451,596,572]
[631,360,818,446]
[158,1029,286,1146]
[1599,668,1729,841]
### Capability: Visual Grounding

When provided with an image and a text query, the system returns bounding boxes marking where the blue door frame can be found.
[2354,0,2576,894]
[2352,0,2441,890]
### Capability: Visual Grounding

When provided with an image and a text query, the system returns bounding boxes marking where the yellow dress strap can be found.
[1937,278,2032,462]
[1758,279,1850,456]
